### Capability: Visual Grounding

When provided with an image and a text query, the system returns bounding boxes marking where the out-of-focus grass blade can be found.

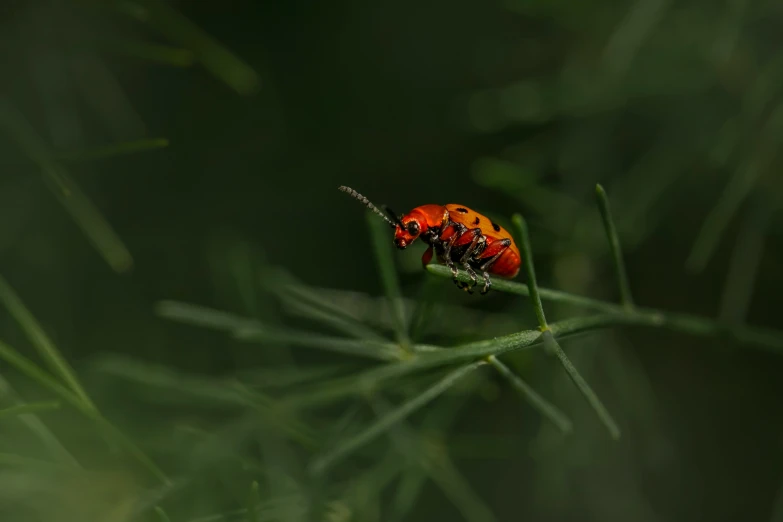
[0,376,80,468]
[543,331,621,439]
[95,354,317,448]
[408,271,446,343]
[719,197,776,323]
[372,393,496,522]
[108,40,195,67]
[0,101,133,273]
[687,103,783,272]
[309,361,485,475]
[246,482,260,522]
[367,212,411,350]
[0,401,61,421]
[487,355,572,433]
[0,273,98,411]
[263,267,387,342]
[157,300,402,360]
[595,184,635,308]
[56,138,169,162]
[154,506,173,522]
[0,340,169,484]
[429,451,497,522]
[156,300,263,331]
[117,0,260,94]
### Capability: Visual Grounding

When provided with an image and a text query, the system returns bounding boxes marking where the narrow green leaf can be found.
[390,469,428,522]
[367,211,411,350]
[511,214,547,329]
[0,401,61,421]
[246,481,260,522]
[0,340,170,484]
[427,264,783,354]
[0,274,98,412]
[595,184,635,308]
[687,102,783,272]
[719,197,776,323]
[156,300,401,361]
[0,375,81,468]
[108,40,195,67]
[120,0,260,94]
[309,361,485,474]
[487,356,572,433]
[427,263,619,313]
[0,101,133,273]
[429,452,497,522]
[56,138,170,162]
[542,331,621,439]
[154,507,172,522]
[409,271,446,343]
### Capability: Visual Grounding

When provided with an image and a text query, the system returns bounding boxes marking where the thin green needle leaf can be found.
[543,331,621,439]
[512,214,547,329]
[595,184,635,308]
[686,162,762,272]
[426,264,783,354]
[109,40,195,67]
[154,507,172,522]
[429,452,498,522]
[367,211,411,350]
[0,401,61,421]
[0,274,97,412]
[156,300,401,361]
[120,0,260,94]
[409,271,446,343]
[687,103,783,272]
[390,470,428,522]
[487,356,572,434]
[427,263,619,313]
[247,481,260,522]
[309,361,485,475]
[264,270,387,341]
[0,101,133,273]
[719,198,776,323]
[56,138,170,162]
[0,340,170,484]
[0,375,81,468]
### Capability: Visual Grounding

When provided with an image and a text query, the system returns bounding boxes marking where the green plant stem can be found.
[486,356,572,434]
[308,361,485,475]
[367,212,411,351]
[513,212,620,439]
[512,214,547,329]
[595,184,635,308]
[542,331,621,439]
[426,264,783,354]
[0,401,61,421]
[0,274,98,412]
[56,138,169,162]
[154,507,173,522]
[0,340,170,484]
[246,481,260,522]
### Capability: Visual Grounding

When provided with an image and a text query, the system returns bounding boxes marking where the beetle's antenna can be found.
[382,205,402,224]
[338,186,398,228]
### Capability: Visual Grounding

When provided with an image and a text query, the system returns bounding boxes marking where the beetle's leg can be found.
[477,239,512,294]
[455,229,484,293]
[440,223,467,283]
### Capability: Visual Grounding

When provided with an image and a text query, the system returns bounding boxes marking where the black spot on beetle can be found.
[456,207,468,213]
[491,222,501,232]
[473,217,480,225]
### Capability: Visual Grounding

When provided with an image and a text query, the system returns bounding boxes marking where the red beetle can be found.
[339,186,521,294]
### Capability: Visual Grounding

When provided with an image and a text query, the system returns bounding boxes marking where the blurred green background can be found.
[1,0,782,521]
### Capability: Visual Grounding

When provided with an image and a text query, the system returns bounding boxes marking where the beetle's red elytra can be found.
[338,186,521,294]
